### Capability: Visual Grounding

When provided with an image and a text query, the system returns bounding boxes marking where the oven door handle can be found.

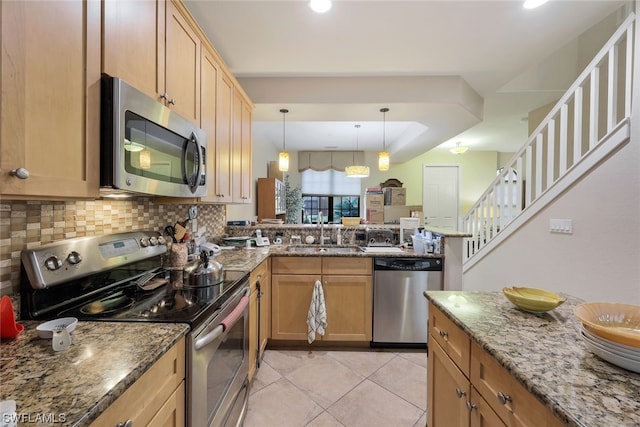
[194,290,250,350]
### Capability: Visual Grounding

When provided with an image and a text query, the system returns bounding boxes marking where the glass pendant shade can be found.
[345,165,370,178]
[278,108,289,171]
[450,142,469,154]
[378,151,390,171]
[278,151,289,172]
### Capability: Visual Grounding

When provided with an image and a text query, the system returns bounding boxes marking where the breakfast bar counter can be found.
[424,291,640,426]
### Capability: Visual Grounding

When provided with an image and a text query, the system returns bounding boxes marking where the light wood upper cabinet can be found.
[1,0,100,199]
[199,47,220,203]
[212,71,234,203]
[231,91,253,203]
[103,0,200,124]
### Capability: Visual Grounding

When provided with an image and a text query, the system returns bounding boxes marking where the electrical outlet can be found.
[549,219,573,234]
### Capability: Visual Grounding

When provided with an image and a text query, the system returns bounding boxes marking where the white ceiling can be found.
[184,0,626,162]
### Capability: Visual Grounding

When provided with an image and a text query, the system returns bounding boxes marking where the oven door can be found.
[188,284,250,427]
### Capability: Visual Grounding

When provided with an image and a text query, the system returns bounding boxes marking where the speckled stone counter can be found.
[424,291,640,427]
[0,321,188,426]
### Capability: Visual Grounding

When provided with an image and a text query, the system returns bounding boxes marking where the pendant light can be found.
[378,107,390,171]
[450,141,469,155]
[278,108,289,172]
[345,124,370,178]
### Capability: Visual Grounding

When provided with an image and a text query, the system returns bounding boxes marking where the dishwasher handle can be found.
[374,257,443,271]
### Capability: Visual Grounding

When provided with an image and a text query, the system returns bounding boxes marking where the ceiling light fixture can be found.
[523,0,549,9]
[450,142,469,155]
[378,107,390,171]
[309,0,332,14]
[278,108,289,172]
[345,124,369,178]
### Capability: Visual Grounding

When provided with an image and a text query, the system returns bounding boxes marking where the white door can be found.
[423,165,460,230]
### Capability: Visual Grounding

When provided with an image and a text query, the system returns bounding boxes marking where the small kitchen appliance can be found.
[20,231,250,427]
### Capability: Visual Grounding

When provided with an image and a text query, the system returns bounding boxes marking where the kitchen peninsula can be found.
[424,291,640,427]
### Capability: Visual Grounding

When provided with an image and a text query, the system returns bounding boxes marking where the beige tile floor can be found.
[245,349,428,427]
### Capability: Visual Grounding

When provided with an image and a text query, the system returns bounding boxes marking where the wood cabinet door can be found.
[147,381,186,427]
[214,72,233,202]
[240,99,253,202]
[1,0,100,198]
[102,0,163,101]
[322,275,372,341]
[271,274,317,340]
[430,302,471,376]
[428,339,470,427]
[199,47,219,203]
[469,387,506,427]
[249,287,258,380]
[165,1,200,124]
[231,90,244,203]
[257,260,271,356]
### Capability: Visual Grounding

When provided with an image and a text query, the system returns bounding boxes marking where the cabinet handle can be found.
[439,330,448,338]
[168,98,176,105]
[455,388,466,398]
[116,420,133,427]
[466,401,477,411]
[9,168,30,179]
[160,92,169,101]
[497,391,512,405]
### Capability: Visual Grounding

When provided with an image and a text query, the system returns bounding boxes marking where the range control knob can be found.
[157,236,167,245]
[140,238,150,247]
[44,256,63,271]
[149,236,159,246]
[67,251,82,265]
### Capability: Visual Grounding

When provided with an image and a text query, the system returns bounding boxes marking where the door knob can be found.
[9,168,30,179]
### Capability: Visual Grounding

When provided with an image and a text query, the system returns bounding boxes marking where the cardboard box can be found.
[365,193,384,209]
[366,209,384,224]
[384,187,406,205]
[383,205,422,223]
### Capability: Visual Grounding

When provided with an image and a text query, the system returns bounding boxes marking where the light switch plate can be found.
[550,219,573,234]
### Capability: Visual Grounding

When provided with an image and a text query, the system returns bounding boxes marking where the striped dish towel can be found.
[307,280,327,343]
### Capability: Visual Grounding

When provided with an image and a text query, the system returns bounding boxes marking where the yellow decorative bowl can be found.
[502,287,566,313]
[341,217,361,227]
[574,302,640,348]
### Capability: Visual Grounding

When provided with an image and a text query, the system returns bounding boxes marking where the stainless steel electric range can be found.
[20,231,251,427]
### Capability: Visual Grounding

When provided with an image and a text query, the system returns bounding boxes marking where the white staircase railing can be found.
[463,12,635,265]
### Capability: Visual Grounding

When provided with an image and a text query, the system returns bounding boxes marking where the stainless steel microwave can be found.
[100,75,207,197]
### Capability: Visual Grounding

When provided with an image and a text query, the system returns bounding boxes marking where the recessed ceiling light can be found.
[523,0,549,9]
[309,0,332,14]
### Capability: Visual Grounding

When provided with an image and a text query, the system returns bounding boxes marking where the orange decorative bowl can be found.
[574,302,640,348]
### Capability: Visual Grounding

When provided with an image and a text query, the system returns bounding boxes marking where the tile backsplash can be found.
[0,199,225,294]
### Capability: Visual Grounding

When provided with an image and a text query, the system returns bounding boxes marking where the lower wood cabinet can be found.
[249,259,270,381]
[271,256,372,342]
[427,303,564,427]
[91,337,185,427]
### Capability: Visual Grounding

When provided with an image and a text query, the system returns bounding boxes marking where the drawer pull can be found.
[455,388,466,398]
[466,401,477,411]
[116,420,133,427]
[497,391,512,405]
[439,330,448,338]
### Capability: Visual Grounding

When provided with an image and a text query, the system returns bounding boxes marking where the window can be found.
[301,169,361,223]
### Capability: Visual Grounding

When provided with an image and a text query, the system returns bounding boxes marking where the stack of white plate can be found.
[574,302,640,373]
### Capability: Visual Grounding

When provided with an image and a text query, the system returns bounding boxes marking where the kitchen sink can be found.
[285,245,362,254]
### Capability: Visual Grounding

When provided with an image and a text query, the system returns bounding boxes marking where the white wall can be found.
[463,6,640,304]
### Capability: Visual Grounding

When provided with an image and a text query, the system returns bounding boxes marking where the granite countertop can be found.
[0,321,189,426]
[212,245,442,273]
[424,291,640,427]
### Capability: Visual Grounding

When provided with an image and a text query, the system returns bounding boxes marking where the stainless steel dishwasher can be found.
[372,257,443,347]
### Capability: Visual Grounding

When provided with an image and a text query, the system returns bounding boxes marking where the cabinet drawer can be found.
[250,259,269,292]
[470,341,563,427]
[470,387,506,427]
[428,338,470,427]
[429,302,470,376]
[91,337,185,426]
[322,257,371,275]
[272,256,322,274]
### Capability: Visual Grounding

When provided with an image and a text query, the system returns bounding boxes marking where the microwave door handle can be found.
[185,133,201,194]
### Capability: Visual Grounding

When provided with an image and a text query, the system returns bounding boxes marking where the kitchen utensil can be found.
[164,225,177,243]
[52,327,72,352]
[36,317,78,339]
[174,223,188,242]
[134,268,160,288]
[0,296,24,339]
